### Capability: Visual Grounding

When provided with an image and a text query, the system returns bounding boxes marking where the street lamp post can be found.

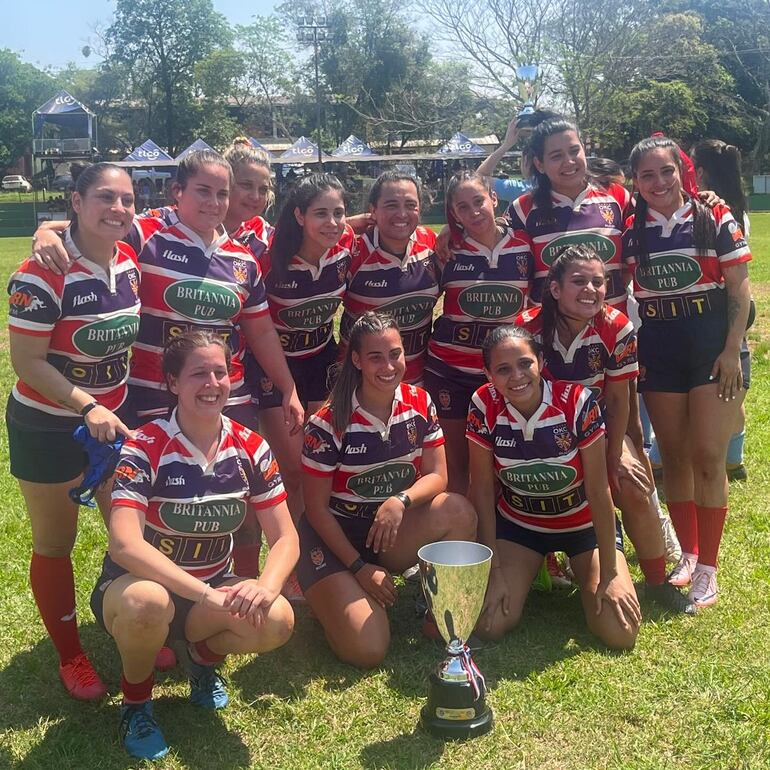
[298,16,329,169]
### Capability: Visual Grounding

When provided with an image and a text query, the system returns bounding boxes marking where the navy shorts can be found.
[90,553,234,641]
[295,513,380,592]
[424,370,486,420]
[496,514,625,557]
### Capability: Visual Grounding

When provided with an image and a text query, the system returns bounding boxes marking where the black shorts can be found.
[496,514,625,558]
[254,340,339,410]
[424,370,486,420]
[295,514,380,592]
[89,553,234,642]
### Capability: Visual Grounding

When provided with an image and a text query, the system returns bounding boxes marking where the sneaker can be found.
[646,581,697,615]
[281,570,305,605]
[59,653,107,701]
[689,567,718,608]
[668,553,698,587]
[188,662,229,709]
[545,552,572,589]
[402,563,421,583]
[154,645,176,671]
[657,510,682,565]
[727,463,748,482]
[119,701,169,761]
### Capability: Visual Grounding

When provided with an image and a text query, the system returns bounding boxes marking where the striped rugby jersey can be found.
[516,305,638,402]
[507,183,630,308]
[125,205,180,254]
[301,383,444,519]
[261,225,354,358]
[128,222,269,404]
[112,412,286,581]
[8,229,141,430]
[467,379,605,533]
[425,227,533,381]
[342,226,439,383]
[232,214,274,261]
[622,201,751,321]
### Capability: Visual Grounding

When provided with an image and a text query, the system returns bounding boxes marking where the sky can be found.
[2,0,279,70]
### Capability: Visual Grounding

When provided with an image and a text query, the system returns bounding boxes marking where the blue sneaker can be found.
[188,662,229,709]
[119,701,169,761]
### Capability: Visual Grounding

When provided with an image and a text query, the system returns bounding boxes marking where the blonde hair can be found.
[223,137,274,213]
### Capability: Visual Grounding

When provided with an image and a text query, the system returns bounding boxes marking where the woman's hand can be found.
[710,346,743,402]
[282,387,305,435]
[698,190,725,209]
[217,579,281,628]
[84,404,133,442]
[433,226,453,264]
[355,563,397,608]
[32,230,71,275]
[595,574,641,631]
[478,568,509,634]
[608,451,651,495]
[366,497,405,553]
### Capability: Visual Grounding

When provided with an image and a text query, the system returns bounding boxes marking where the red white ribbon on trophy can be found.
[460,644,485,700]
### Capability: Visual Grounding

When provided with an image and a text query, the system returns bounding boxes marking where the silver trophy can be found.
[516,63,540,128]
[418,541,493,739]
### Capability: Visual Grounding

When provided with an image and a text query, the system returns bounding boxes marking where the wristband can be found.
[79,401,99,417]
[349,557,366,575]
[394,492,412,509]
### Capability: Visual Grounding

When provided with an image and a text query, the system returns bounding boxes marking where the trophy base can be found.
[420,703,493,740]
[419,670,493,740]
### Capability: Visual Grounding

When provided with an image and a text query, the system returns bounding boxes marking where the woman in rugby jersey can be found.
[92,331,297,761]
[624,136,752,608]
[516,245,695,614]
[424,170,534,493]
[468,326,640,648]
[298,312,476,669]
[7,163,139,700]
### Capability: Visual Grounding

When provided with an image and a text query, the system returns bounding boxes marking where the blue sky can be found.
[2,0,279,70]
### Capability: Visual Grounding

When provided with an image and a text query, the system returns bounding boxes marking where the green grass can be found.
[1,225,769,770]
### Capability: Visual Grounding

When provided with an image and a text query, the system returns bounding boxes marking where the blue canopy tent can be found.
[175,138,214,161]
[437,132,486,157]
[123,139,173,163]
[276,136,331,164]
[249,137,271,153]
[331,135,376,160]
[32,90,97,157]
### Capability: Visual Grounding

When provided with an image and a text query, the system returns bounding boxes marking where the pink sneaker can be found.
[668,553,698,587]
[689,567,718,608]
[154,645,177,671]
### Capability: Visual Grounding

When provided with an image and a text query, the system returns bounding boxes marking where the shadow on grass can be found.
[359,728,445,770]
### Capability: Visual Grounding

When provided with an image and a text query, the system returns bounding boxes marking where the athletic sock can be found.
[30,552,83,665]
[121,673,154,704]
[190,640,226,666]
[696,505,727,568]
[667,501,698,556]
[639,556,667,586]
[726,431,745,467]
[231,544,261,578]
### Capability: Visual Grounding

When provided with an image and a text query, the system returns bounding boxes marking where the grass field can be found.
[0,225,769,770]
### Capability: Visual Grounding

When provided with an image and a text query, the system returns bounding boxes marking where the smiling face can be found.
[370,180,420,252]
[295,188,346,255]
[485,336,543,416]
[633,147,685,218]
[534,129,587,198]
[352,328,406,400]
[168,344,231,418]
[550,259,607,323]
[71,167,135,242]
[450,179,498,241]
[174,163,231,237]
[229,162,271,224]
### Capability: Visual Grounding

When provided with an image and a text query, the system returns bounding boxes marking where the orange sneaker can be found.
[59,653,107,701]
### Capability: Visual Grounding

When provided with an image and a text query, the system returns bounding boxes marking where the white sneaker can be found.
[689,566,718,608]
[668,553,698,587]
[658,509,682,565]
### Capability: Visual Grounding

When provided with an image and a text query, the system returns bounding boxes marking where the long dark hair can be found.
[326,311,401,433]
[482,325,542,369]
[270,173,344,280]
[539,245,607,354]
[529,118,584,215]
[691,139,747,231]
[629,136,716,267]
[70,162,132,234]
[444,170,495,244]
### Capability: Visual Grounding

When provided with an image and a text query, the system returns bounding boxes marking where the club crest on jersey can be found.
[516,253,530,278]
[553,425,573,452]
[232,259,249,284]
[406,419,418,448]
[438,390,451,410]
[337,258,348,284]
[588,345,603,373]
[310,546,326,569]
[260,377,274,394]
[598,203,616,227]
[128,270,140,298]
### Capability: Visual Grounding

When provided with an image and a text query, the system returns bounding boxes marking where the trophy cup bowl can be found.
[418,541,493,739]
[515,63,540,129]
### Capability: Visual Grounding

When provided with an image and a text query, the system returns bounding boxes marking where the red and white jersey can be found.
[302,383,444,519]
[261,225,354,358]
[129,222,269,404]
[622,201,751,321]
[508,183,630,308]
[125,205,180,254]
[8,229,141,430]
[516,305,638,401]
[342,226,439,383]
[426,227,533,379]
[232,215,274,261]
[112,412,286,581]
[466,379,605,533]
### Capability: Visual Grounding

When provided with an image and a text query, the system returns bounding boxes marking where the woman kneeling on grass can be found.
[298,312,477,669]
[468,326,640,649]
[91,331,298,761]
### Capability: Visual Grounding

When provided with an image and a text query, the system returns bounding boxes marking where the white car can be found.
[2,175,32,192]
